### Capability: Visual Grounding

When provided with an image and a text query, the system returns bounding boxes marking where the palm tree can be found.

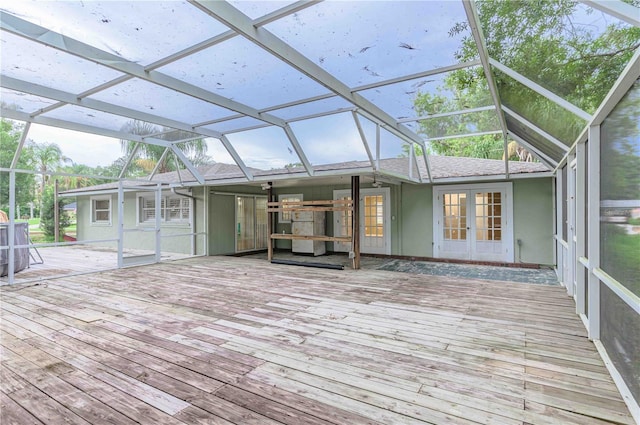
[119,120,209,176]
[29,141,72,218]
[58,163,96,191]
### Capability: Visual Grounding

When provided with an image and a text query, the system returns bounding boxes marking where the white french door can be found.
[333,188,391,255]
[434,183,513,262]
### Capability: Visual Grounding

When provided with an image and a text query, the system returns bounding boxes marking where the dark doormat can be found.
[376,259,559,285]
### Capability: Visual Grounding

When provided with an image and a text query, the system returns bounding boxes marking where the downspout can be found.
[397,183,402,256]
[171,187,196,200]
[552,176,558,278]
[171,188,197,255]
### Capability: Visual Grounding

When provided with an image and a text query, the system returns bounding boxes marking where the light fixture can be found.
[261,182,272,190]
[372,177,383,188]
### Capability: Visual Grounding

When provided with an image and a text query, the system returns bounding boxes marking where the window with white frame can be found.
[137,193,191,225]
[278,193,302,223]
[90,196,111,225]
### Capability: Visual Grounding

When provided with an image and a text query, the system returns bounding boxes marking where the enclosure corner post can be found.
[54,179,59,243]
[351,175,360,270]
[8,171,16,284]
[117,181,124,268]
[267,182,273,261]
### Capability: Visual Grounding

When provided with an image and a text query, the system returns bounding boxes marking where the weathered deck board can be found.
[0,256,634,425]
[0,390,45,425]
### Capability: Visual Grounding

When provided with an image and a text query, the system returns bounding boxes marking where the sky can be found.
[21,110,410,171]
[3,0,460,171]
[26,124,123,168]
[1,1,629,171]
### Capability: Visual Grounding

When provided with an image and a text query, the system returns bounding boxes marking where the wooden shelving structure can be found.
[266,199,357,268]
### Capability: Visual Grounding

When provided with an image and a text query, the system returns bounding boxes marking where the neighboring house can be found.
[62,156,553,265]
[63,201,77,219]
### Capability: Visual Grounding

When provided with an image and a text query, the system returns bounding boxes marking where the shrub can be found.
[40,185,70,239]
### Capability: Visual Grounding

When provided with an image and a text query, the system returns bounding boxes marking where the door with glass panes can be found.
[333,188,390,255]
[235,195,268,252]
[434,183,513,262]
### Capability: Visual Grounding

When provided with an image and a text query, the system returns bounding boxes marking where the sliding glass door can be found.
[236,195,268,252]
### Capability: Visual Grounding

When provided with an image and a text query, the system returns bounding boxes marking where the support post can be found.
[155,183,162,263]
[10,122,30,169]
[575,142,586,316]
[8,171,16,284]
[351,176,360,270]
[267,182,273,261]
[117,181,124,268]
[375,125,380,170]
[587,125,600,340]
[54,179,59,243]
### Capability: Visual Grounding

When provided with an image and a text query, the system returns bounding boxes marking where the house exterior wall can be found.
[399,183,434,257]
[75,187,206,255]
[76,194,117,248]
[208,185,264,255]
[75,176,553,263]
[512,178,554,265]
[272,182,399,253]
[396,177,553,264]
[208,193,236,255]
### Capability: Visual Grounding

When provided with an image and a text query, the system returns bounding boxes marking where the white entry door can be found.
[333,188,391,255]
[434,183,513,262]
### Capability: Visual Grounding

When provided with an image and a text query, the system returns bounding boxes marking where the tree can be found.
[416,0,640,156]
[40,184,70,240]
[600,82,640,200]
[57,163,100,191]
[94,156,131,178]
[413,76,506,158]
[30,141,71,218]
[463,0,640,115]
[119,120,210,176]
[0,119,36,217]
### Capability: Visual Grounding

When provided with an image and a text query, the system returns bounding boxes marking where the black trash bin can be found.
[0,222,30,277]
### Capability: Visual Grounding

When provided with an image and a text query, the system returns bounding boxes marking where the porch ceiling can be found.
[1,1,639,185]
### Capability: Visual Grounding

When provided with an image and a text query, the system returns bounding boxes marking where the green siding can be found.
[397,178,553,264]
[207,186,265,255]
[513,178,554,265]
[75,188,206,255]
[76,194,117,248]
[75,176,553,264]
[208,193,236,255]
[399,183,433,257]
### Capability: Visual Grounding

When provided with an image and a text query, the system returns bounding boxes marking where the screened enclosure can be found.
[1,0,639,419]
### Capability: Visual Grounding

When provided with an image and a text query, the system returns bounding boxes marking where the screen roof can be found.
[1,0,639,184]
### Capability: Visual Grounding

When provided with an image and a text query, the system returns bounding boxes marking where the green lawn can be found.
[601,223,640,296]
[27,217,40,230]
[20,217,77,242]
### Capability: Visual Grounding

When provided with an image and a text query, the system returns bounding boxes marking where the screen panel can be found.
[600,81,640,296]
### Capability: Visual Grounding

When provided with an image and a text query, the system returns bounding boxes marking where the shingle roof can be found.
[62,156,549,194]
[428,156,548,178]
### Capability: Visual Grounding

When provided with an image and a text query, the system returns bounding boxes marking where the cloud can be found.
[27,124,123,167]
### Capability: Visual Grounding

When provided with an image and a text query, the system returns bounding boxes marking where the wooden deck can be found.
[0,256,634,425]
[1,244,190,285]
